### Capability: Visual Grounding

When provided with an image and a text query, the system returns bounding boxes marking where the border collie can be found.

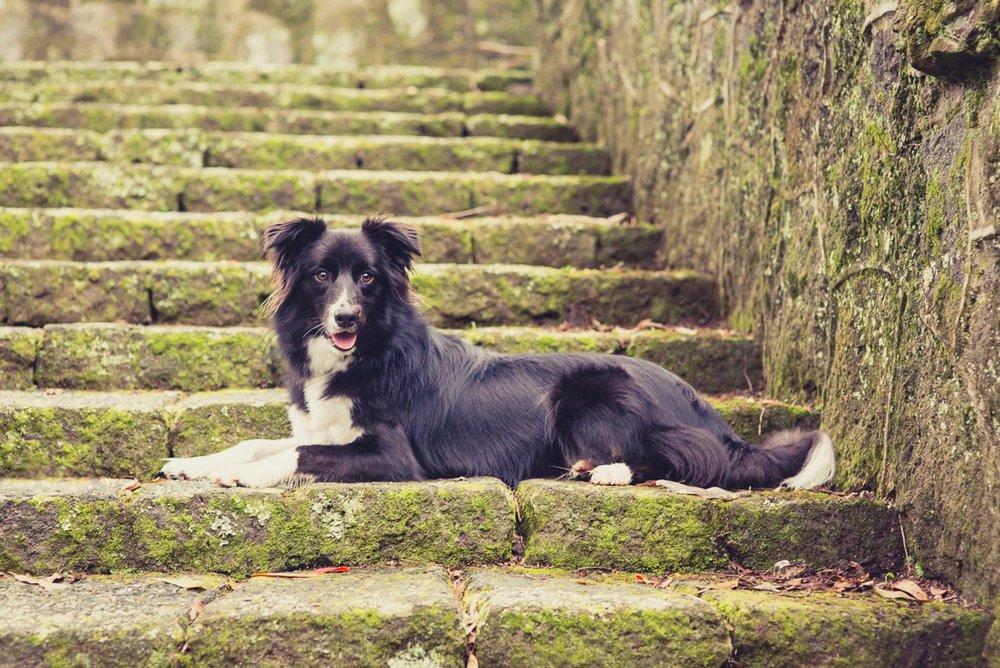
[160,217,835,490]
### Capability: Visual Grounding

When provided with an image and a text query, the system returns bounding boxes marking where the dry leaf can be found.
[892,579,928,601]
[120,480,141,494]
[773,559,792,571]
[251,567,350,579]
[467,654,480,668]
[188,598,206,623]
[635,574,648,584]
[8,573,69,592]
[311,566,350,574]
[751,582,781,592]
[874,587,915,600]
[714,579,740,590]
[654,480,752,500]
[43,388,64,396]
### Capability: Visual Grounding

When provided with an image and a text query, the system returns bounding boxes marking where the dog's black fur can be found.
[265,216,833,489]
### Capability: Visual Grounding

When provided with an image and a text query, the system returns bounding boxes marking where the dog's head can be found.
[262,216,420,355]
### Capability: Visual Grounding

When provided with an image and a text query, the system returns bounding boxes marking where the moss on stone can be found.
[188,568,465,667]
[700,588,992,667]
[464,114,579,142]
[458,326,620,354]
[1,259,151,325]
[466,569,731,667]
[0,391,174,478]
[148,262,271,326]
[723,491,903,573]
[167,390,289,457]
[517,479,729,572]
[0,326,41,389]
[0,576,190,667]
[707,397,819,442]
[626,330,763,394]
[36,324,276,391]
[0,478,514,574]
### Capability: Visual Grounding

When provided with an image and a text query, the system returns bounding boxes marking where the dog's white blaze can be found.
[213,447,302,488]
[297,376,364,445]
[589,463,633,486]
[306,335,352,377]
[781,432,835,490]
[324,292,358,332]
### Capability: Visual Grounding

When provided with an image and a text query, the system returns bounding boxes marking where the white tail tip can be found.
[781,432,835,490]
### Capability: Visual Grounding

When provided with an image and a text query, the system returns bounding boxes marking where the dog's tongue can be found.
[331,332,358,351]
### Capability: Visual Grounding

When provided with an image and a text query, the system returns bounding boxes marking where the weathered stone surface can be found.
[537,0,1000,605]
[518,480,898,573]
[0,390,175,479]
[0,326,40,390]
[0,162,627,215]
[0,576,191,667]
[0,208,657,268]
[0,61,531,92]
[414,264,717,327]
[0,478,515,574]
[0,127,604,175]
[721,492,903,573]
[0,162,181,210]
[37,324,277,391]
[0,80,548,116]
[3,324,761,393]
[0,103,469,137]
[1,261,710,327]
[466,569,731,667]
[0,207,262,262]
[627,329,762,394]
[0,260,151,325]
[710,396,819,442]
[698,587,992,668]
[188,568,465,667]
[168,389,290,457]
[0,104,578,141]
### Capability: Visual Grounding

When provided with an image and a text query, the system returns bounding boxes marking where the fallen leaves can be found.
[633,561,968,605]
[650,479,752,500]
[2,572,78,592]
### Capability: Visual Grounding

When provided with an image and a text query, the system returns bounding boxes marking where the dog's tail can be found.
[725,429,835,490]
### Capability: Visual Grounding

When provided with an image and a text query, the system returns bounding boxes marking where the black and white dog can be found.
[161,217,834,490]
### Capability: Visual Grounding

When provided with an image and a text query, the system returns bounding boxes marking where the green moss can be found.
[468,570,731,667]
[706,397,819,442]
[0,327,41,389]
[924,176,947,255]
[702,588,992,667]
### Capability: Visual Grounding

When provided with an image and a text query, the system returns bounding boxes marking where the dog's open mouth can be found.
[330,331,358,351]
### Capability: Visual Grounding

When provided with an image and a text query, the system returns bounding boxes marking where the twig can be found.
[441,205,493,220]
[898,513,911,576]
[476,41,535,57]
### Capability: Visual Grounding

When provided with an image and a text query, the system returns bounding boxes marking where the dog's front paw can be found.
[589,463,633,486]
[210,462,280,488]
[160,456,217,480]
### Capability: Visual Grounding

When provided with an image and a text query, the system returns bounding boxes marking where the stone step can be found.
[467,570,992,668]
[0,104,578,142]
[0,80,549,116]
[0,479,897,578]
[0,323,758,394]
[0,61,532,92]
[4,568,987,668]
[0,261,712,328]
[0,208,661,268]
[0,389,811,479]
[0,127,608,175]
[0,162,630,216]
[1,567,466,667]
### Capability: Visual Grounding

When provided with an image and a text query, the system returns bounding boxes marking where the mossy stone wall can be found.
[1,0,536,68]
[536,0,998,606]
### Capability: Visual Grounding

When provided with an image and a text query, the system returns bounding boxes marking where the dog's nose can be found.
[334,310,359,328]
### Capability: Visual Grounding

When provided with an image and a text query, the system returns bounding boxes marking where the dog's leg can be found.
[160,437,299,480]
[214,423,423,488]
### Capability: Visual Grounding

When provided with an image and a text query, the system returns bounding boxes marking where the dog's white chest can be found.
[289,376,364,446]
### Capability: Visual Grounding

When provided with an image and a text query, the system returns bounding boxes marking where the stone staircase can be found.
[0,62,992,666]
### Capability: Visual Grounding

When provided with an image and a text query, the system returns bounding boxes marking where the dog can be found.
[160,217,835,490]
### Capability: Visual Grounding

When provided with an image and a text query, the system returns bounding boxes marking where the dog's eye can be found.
[314,270,329,282]
[359,271,375,284]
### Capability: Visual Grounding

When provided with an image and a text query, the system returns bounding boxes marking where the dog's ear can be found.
[361,217,421,272]
[261,217,326,315]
